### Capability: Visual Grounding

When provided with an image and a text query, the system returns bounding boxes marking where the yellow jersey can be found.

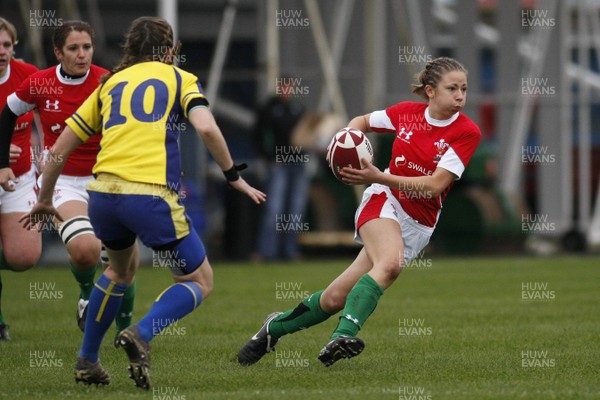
[66,61,208,188]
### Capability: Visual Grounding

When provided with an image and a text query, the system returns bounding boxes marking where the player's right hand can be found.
[229,177,267,205]
[0,168,18,192]
[9,144,22,164]
[19,201,63,231]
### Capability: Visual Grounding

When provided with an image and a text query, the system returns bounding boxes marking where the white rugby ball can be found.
[328,127,374,182]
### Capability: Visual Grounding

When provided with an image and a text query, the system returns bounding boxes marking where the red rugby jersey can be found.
[0,59,38,176]
[369,101,481,227]
[7,64,108,176]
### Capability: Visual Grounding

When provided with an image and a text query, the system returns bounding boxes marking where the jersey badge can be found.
[433,139,449,163]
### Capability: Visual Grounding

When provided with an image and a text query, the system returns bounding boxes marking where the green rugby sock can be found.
[115,279,136,335]
[331,274,384,339]
[269,290,332,338]
[68,262,97,301]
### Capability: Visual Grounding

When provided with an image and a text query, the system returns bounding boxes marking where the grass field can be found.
[0,256,598,399]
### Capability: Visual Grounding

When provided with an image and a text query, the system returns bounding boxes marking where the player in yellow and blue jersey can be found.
[17,16,266,389]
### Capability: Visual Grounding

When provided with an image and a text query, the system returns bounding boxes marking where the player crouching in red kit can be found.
[0,20,138,337]
[0,17,41,341]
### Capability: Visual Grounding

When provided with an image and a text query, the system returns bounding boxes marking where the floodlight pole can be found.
[206,0,238,106]
[304,0,347,121]
[577,1,592,231]
[317,0,355,112]
[264,0,280,96]
[158,0,178,41]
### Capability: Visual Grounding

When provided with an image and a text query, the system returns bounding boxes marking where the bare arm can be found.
[188,107,235,171]
[20,127,83,229]
[340,158,456,198]
[347,113,372,133]
[188,107,266,204]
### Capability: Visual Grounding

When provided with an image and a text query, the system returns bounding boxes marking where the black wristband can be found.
[223,163,248,182]
[223,166,240,182]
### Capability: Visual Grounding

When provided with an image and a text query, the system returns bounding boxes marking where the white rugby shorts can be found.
[354,183,434,264]
[0,167,37,214]
[38,174,94,208]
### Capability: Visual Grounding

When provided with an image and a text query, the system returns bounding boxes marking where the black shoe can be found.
[0,324,10,341]
[237,312,283,366]
[74,357,110,386]
[318,336,365,367]
[116,325,151,390]
[77,298,89,333]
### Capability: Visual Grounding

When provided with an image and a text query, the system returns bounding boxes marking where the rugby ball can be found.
[328,127,374,182]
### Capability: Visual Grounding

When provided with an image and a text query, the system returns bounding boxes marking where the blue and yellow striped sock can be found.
[136,282,203,343]
[79,274,127,362]
[115,278,136,335]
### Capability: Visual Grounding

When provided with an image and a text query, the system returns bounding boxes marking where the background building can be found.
[3,0,599,262]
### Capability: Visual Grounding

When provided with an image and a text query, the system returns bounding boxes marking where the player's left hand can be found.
[0,168,18,192]
[19,201,64,231]
[340,158,382,185]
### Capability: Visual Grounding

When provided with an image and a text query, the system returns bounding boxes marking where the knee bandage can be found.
[58,216,95,245]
